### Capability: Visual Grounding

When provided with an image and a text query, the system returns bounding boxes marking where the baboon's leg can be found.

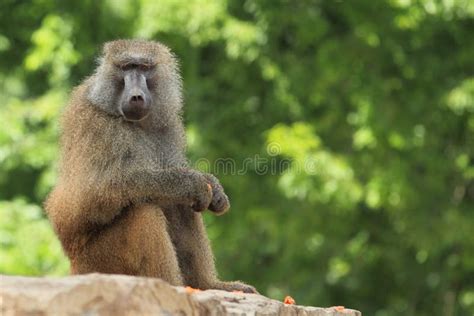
[71,204,183,286]
[164,207,257,293]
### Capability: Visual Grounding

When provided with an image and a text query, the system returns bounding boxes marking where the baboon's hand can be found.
[185,171,213,212]
[204,174,230,215]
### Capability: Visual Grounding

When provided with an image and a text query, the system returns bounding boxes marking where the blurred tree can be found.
[0,0,473,315]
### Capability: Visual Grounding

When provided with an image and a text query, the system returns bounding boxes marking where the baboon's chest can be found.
[132,131,186,169]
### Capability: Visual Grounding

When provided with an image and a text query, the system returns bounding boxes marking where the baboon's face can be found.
[88,40,181,123]
[114,60,155,121]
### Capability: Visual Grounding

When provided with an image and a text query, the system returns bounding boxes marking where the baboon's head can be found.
[88,39,182,123]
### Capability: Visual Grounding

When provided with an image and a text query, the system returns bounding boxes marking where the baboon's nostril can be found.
[130,95,144,106]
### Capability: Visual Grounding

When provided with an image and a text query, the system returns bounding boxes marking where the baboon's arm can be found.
[62,165,212,226]
[120,167,213,211]
[45,166,211,255]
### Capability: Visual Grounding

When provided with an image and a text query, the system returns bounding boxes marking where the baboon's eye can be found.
[120,63,136,71]
[146,78,153,89]
[118,77,125,89]
[116,62,156,71]
[139,64,155,71]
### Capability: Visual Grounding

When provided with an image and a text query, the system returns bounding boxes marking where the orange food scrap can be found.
[232,290,244,294]
[283,295,296,305]
[333,306,345,311]
[185,286,201,294]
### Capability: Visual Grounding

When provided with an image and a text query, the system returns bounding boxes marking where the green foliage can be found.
[0,200,68,275]
[0,0,473,315]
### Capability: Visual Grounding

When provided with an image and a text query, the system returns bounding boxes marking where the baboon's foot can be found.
[212,281,259,294]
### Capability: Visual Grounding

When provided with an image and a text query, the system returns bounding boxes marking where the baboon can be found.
[45,39,257,293]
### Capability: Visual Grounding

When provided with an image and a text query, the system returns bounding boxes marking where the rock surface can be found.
[0,274,361,315]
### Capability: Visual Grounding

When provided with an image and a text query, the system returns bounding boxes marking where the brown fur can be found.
[45,39,256,293]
